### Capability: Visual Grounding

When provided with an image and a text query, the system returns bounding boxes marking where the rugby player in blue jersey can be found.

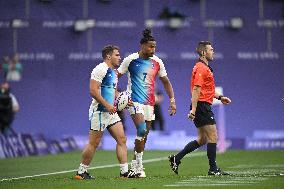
[118,29,176,177]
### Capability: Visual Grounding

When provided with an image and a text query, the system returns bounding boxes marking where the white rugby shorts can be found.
[128,102,155,121]
[89,111,121,131]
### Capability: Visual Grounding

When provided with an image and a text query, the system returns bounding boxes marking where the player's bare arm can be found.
[188,85,201,121]
[214,92,232,105]
[90,79,116,113]
[160,76,176,116]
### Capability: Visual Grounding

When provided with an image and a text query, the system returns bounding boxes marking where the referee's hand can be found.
[168,102,176,116]
[188,110,195,121]
[221,96,232,105]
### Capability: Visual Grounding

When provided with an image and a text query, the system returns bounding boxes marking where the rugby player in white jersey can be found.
[74,45,138,179]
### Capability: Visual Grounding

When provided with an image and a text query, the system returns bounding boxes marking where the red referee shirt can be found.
[190,61,215,104]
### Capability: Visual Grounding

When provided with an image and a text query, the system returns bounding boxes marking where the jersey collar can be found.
[198,58,213,73]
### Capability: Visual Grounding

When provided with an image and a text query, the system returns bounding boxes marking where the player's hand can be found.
[168,101,176,116]
[188,110,195,121]
[127,99,134,107]
[106,104,117,114]
[220,96,232,105]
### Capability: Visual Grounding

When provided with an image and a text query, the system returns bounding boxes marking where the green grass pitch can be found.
[0,150,283,189]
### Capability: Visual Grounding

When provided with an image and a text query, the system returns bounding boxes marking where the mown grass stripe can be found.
[0,151,205,182]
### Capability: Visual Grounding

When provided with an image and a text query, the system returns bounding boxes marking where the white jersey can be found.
[89,62,117,116]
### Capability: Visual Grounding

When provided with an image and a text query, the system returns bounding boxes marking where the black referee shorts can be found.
[190,101,216,128]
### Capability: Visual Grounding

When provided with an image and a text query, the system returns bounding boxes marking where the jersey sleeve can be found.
[154,55,167,77]
[117,55,132,75]
[193,65,207,87]
[90,64,107,83]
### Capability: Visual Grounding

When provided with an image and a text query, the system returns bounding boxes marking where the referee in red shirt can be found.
[169,41,232,175]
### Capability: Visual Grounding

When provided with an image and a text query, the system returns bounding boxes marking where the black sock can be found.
[175,140,200,162]
[207,143,217,171]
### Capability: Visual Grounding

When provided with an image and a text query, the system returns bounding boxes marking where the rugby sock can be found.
[120,163,129,174]
[135,151,143,167]
[130,159,137,171]
[176,140,200,162]
[78,163,88,174]
[207,143,217,171]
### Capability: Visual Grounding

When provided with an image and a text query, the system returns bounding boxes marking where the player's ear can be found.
[107,55,111,59]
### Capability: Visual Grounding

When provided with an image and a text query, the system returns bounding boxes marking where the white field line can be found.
[165,177,268,187]
[165,183,249,187]
[229,164,284,169]
[0,151,205,182]
[164,166,284,187]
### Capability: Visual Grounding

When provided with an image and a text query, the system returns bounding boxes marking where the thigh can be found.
[197,126,207,141]
[131,112,145,127]
[88,129,104,146]
[201,124,217,140]
[108,122,126,142]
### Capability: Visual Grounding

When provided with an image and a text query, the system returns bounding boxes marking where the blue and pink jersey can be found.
[117,53,167,106]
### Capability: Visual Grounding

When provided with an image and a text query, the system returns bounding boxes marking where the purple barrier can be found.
[246,138,284,150]
[21,134,38,156]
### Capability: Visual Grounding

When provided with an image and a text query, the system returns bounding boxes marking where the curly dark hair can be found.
[140,28,155,44]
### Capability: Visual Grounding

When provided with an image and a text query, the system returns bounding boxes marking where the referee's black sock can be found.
[207,143,217,171]
[175,140,200,162]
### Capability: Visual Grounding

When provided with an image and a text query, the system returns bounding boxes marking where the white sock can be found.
[78,163,88,174]
[135,152,143,166]
[120,163,128,174]
[131,159,137,168]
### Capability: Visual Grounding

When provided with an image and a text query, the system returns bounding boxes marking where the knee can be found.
[197,136,207,146]
[89,140,101,149]
[117,135,127,145]
[208,133,218,143]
